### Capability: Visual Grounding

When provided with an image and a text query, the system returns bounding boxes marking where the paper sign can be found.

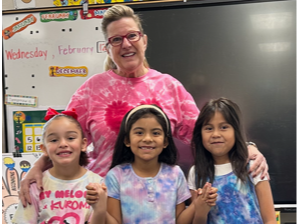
[49,66,88,77]
[2,14,37,40]
[2,153,42,224]
[40,10,78,22]
[80,8,107,20]
[5,94,37,107]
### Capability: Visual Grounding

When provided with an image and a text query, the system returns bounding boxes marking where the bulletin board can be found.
[12,109,63,153]
[3,9,108,152]
[2,152,42,224]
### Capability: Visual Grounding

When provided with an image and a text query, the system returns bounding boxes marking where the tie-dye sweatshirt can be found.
[105,163,191,224]
[12,170,103,224]
[66,69,199,177]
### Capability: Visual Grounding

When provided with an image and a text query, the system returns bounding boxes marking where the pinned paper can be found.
[14,0,36,9]
[2,14,37,40]
[49,66,88,77]
[80,8,107,20]
[5,94,37,107]
[40,10,78,22]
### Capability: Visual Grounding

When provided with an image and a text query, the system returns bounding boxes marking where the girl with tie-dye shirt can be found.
[188,98,276,224]
[101,105,217,224]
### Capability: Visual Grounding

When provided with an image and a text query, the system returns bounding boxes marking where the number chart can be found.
[13,109,62,153]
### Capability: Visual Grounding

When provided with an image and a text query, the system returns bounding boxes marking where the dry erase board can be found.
[3,9,108,106]
[3,9,108,152]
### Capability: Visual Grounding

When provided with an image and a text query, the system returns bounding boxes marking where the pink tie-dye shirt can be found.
[66,69,199,177]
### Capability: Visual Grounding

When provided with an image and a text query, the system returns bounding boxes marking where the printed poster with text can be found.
[2,153,42,224]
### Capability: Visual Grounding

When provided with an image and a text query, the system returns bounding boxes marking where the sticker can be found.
[80,8,107,20]
[40,10,78,22]
[5,94,37,107]
[49,66,88,77]
[2,14,37,40]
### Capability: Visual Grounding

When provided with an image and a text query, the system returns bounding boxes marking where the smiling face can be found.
[125,115,168,164]
[106,17,148,77]
[201,111,235,164]
[40,117,87,168]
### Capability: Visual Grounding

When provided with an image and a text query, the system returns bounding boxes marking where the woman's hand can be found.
[247,144,269,179]
[19,165,43,207]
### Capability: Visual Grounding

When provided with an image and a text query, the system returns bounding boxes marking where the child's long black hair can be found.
[192,97,248,188]
[110,104,178,169]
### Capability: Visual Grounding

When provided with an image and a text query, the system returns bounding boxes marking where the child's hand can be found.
[196,183,218,207]
[86,183,107,211]
[206,187,218,207]
[193,182,218,217]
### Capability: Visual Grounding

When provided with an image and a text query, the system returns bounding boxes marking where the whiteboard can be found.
[3,9,109,151]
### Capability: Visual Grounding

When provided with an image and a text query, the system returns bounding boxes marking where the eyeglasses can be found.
[106,31,143,47]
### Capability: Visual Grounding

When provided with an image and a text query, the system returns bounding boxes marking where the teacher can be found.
[19,4,267,206]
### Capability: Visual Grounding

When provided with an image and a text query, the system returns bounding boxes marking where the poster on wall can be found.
[14,0,36,9]
[2,153,42,224]
[12,109,62,153]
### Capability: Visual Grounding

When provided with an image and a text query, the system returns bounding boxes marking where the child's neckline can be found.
[130,163,163,179]
[46,167,88,181]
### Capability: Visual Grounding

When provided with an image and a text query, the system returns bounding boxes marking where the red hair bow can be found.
[44,108,78,121]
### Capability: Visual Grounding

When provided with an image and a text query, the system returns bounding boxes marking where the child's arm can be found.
[255,180,276,224]
[107,197,122,224]
[19,154,52,206]
[175,201,195,224]
[86,183,106,224]
[176,183,217,224]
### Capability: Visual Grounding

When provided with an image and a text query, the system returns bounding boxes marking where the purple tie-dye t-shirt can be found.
[66,69,199,177]
[105,163,191,224]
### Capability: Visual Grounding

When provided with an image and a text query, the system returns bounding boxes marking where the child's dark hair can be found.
[42,114,89,167]
[192,97,248,188]
[110,104,178,169]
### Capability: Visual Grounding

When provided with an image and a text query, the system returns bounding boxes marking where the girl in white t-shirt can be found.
[188,97,276,224]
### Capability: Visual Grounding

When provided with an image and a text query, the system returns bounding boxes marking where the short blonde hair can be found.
[102,4,149,71]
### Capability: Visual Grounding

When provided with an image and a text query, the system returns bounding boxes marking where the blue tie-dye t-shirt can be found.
[105,163,191,224]
[188,163,265,224]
